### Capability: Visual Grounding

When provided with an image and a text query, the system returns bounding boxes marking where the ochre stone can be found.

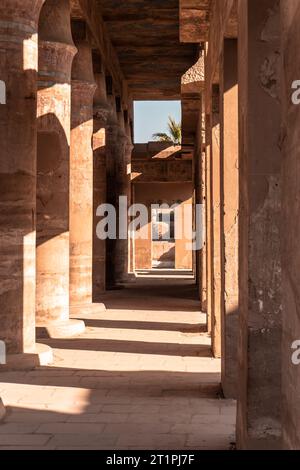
[92,66,110,301]
[36,0,84,338]
[281,0,300,450]
[70,38,97,306]
[0,0,52,368]
[211,85,222,359]
[237,0,282,450]
[220,39,239,399]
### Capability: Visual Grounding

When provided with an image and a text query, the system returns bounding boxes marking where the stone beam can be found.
[180,0,211,43]
[205,0,236,113]
[181,52,204,149]
[71,0,129,102]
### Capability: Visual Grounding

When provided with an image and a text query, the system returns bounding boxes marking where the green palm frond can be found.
[167,116,181,144]
[152,116,182,145]
[152,132,173,142]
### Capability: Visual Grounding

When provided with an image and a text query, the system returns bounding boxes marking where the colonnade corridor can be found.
[0,274,236,450]
[2,0,300,454]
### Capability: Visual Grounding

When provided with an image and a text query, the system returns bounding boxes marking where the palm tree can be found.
[153,116,182,145]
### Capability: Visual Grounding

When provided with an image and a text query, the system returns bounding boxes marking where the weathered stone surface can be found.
[205,113,213,335]
[0,0,51,367]
[237,0,282,450]
[194,98,207,312]
[36,0,84,338]
[92,61,110,300]
[96,0,197,99]
[180,0,211,43]
[210,85,222,359]
[220,39,239,399]
[280,0,300,450]
[70,35,96,306]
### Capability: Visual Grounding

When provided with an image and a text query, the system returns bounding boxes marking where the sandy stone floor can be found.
[0,275,236,450]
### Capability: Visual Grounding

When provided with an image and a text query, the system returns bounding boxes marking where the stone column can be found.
[36,0,85,338]
[220,39,239,398]
[70,36,97,311]
[92,63,109,302]
[114,114,133,285]
[211,84,222,359]
[0,0,52,369]
[105,98,119,289]
[237,0,282,449]
[205,113,213,334]
[280,0,300,450]
[196,97,207,312]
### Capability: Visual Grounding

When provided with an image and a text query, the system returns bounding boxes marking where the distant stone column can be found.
[0,0,53,369]
[205,113,213,335]
[114,113,133,285]
[211,84,222,359]
[36,0,85,338]
[92,62,110,302]
[70,35,97,310]
[237,0,282,450]
[195,97,207,312]
[105,96,119,289]
[220,39,239,398]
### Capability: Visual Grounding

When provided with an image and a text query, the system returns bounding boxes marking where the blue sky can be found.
[134,101,181,143]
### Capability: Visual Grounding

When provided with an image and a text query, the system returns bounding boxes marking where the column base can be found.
[0,398,5,421]
[70,303,106,318]
[116,272,137,285]
[0,343,53,371]
[221,379,237,399]
[237,436,282,450]
[37,319,86,339]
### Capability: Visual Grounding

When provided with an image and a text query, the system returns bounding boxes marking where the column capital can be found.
[38,41,77,86]
[0,1,45,35]
[94,103,110,127]
[38,0,77,85]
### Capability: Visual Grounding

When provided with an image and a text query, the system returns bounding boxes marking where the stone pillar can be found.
[92,61,109,302]
[211,84,222,359]
[195,100,203,302]
[220,39,239,398]
[280,0,300,450]
[105,97,119,289]
[70,34,97,310]
[205,113,213,334]
[114,114,133,285]
[0,0,52,369]
[36,0,85,338]
[197,98,207,312]
[237,0,282,449]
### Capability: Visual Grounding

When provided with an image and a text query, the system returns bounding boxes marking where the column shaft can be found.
[280,0,300,450]
[36,0,84,337]
[70,39,96,307]
[92,79,109,300]
[237,0,282,449]
[205,113,213,334]
[105,117,119,289]
[211,85,222,358]
[200,102,207,312]
[0,0,52,368]
[220,39,239,398]
[114,123,133,285]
